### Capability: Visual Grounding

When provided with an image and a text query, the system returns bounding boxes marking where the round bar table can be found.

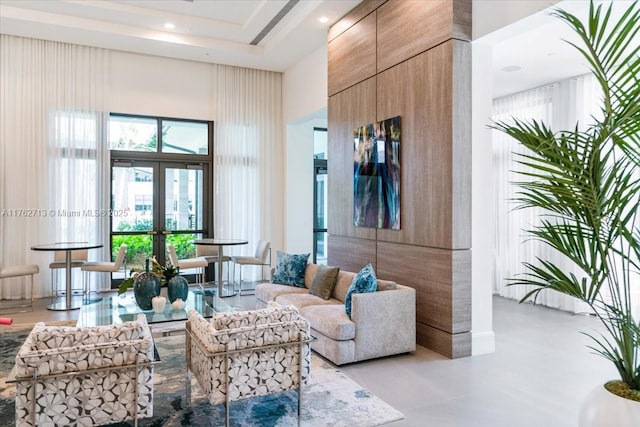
[31,242,103,310]
[194,238,248,298]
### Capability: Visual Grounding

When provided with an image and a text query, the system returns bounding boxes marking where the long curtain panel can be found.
[210,64,283,278]
[493,74,639,318]
[0,35,111,298]
[493,79,584,313]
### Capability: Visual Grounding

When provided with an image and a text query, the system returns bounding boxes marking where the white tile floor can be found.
[4,293,613,427]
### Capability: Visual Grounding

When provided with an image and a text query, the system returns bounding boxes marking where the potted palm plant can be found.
[492,1,639,425]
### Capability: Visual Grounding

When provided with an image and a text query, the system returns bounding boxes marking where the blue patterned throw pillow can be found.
[272,251,310,287]
[345,263,377,318]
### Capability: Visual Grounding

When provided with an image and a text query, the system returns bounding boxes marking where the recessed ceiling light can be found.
[164,22,176,30]
[501,65,522,72]
[319,16,330,24]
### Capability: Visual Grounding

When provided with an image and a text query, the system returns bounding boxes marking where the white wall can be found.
[471,42,496,355]
[283,45,328,124]
[110,52,212,119]
[472,0,561,40]
[282,44,329,254]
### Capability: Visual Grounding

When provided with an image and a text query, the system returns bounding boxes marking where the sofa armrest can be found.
[350,284,416,361]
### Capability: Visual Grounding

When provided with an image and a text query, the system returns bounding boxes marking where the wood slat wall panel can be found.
[328,0,387,42]
[377,0,453,73]
[328,0,473,359]
[452,249,471,333]
[376,241,453,332]
[328,13,377,96]
[451,40,472,248]
[328,78,377,240]
[452,0,473,41]
[417,323,471,359]
[376,44,453,248]
[327,235,376,273]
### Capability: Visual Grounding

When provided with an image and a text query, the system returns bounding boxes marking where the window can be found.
[109,114,209,155]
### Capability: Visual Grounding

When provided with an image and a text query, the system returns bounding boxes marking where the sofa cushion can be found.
[276,293,342,310]
[271,251,309,287]
[345,263,377,318]
[304,263,320,289]
[378,279,397,291]
[300,304,355,341]
[212,305,299,330]
[308,265,340,300]
[332,270,357,303]
[256,283,309,302]
[29,315,148,350]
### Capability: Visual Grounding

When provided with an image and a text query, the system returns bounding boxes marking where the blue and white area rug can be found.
[0,325,404,427]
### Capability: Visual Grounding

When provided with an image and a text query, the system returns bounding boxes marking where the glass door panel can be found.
[111,163,157,275]
[110,161,209,287]
[164,168,203,233]
[160,164,206,276]
[313,160,328,264]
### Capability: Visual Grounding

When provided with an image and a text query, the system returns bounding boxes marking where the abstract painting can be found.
[353,116,400,229]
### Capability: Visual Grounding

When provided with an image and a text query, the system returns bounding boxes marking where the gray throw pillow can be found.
[308,265,340,300]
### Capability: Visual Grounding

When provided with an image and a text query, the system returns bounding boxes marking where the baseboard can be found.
[471,330,495,355]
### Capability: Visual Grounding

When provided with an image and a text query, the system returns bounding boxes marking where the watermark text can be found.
[1,209,129,218]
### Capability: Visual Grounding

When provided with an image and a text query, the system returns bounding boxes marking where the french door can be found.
[110,160,210,282]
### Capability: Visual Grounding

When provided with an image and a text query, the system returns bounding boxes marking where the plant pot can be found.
[579,382,640,427]
[133,260,161,310]
[167,275,189,303]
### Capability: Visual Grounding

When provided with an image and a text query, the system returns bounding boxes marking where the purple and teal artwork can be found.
[353,116,400,229]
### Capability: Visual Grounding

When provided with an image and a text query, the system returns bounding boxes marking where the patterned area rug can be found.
[0,323,404,426]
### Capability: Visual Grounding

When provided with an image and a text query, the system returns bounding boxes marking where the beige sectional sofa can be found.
[255,263,416,365]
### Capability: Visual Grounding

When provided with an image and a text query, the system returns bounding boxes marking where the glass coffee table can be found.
[77,288,233,334]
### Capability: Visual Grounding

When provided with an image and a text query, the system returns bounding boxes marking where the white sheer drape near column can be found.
[210,64,282,279]
[0,35,110,299]
[493,73,639,317]
[493,81,584,313]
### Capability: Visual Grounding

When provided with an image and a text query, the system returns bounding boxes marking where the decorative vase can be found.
[133,259,161,310]
[579,382,640,427]
[167,274,189,303]
[152,295,167,313]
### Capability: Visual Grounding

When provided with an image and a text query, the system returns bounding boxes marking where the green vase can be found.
[134,259,161,310]
[167,274,189,303]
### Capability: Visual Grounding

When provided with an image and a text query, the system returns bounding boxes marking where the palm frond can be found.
[494,0,640,391]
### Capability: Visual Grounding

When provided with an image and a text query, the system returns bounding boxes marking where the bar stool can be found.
[167,244,207,284]
[0,264,39,312]
[231,240,271,295]
[196,244,231,284]
[81,244,127,303]
[49,243,87,303]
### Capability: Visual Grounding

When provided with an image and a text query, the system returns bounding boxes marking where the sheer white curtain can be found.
[0,35,110,298]
[493,80,584,312]
[210,64,282,278]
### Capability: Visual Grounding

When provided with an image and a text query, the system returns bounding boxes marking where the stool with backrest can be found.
[0,263,39,313]
[195,244,231,284]
[231,240,271,295]
[49,243,88,304]
[167,244,207,285]
[80,244,127,303]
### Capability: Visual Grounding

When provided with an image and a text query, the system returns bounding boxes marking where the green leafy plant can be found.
[492,1,640,399]
[117,256,179,295]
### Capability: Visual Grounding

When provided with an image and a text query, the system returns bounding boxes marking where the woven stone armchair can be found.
[186,305,312,426]
[9,314,157,427]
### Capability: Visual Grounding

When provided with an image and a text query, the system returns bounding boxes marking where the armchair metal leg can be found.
[186,369,192,405]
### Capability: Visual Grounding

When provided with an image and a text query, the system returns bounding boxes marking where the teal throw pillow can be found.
[344,263,377,318]
[272,251,310,287]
